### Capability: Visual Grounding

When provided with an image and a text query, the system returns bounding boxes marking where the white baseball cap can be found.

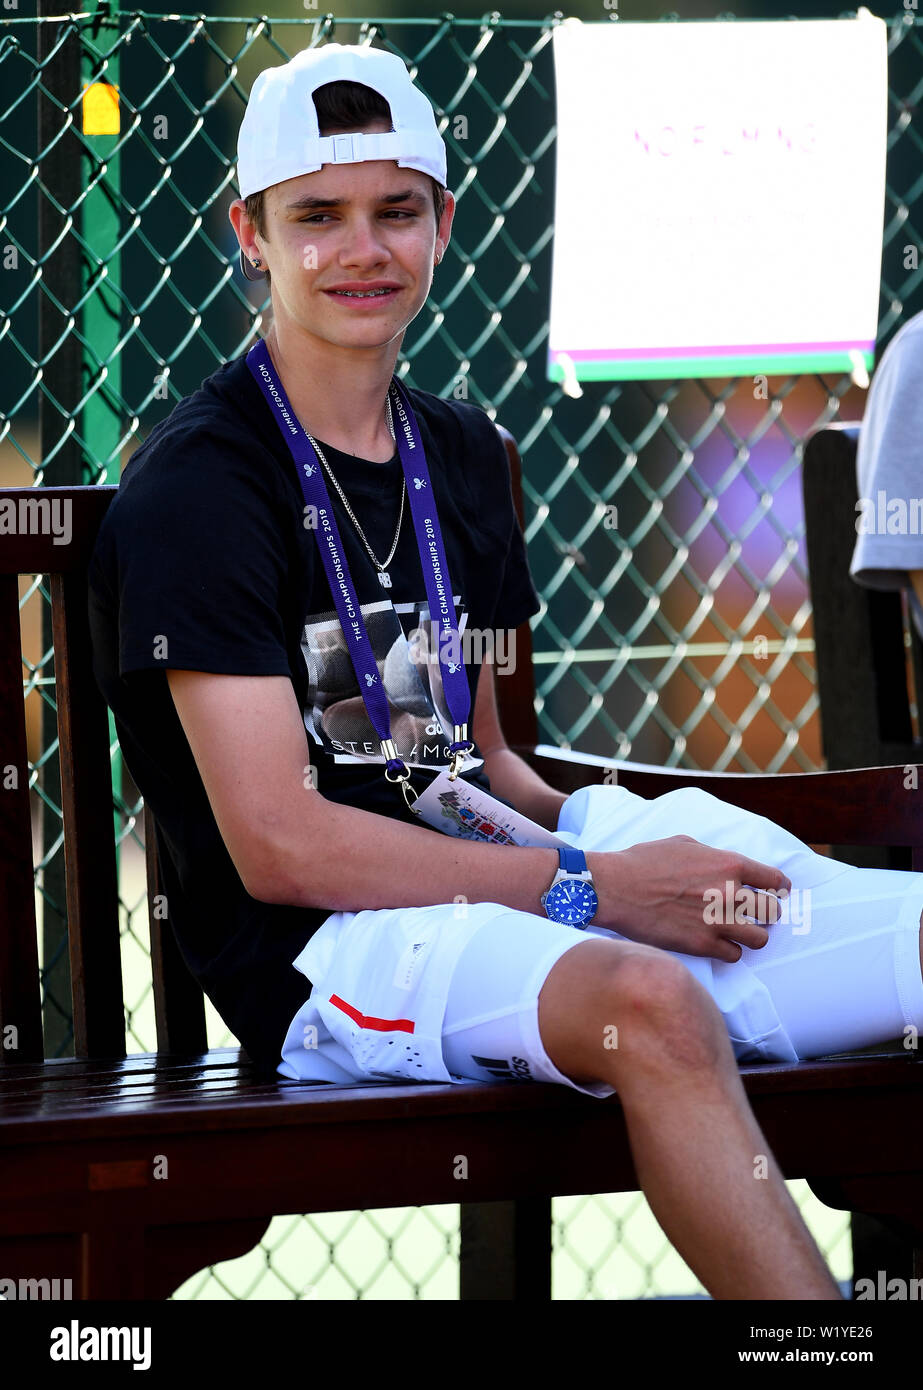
[236,42,447,281]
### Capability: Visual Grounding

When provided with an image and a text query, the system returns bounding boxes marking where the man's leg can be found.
[537,937,842,1301]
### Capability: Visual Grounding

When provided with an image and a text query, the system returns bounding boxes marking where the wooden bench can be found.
[1,432,921,1300]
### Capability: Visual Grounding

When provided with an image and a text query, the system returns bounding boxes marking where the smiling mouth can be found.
[327,288,400,299]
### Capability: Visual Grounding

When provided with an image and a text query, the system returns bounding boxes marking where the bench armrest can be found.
[509,745,923,859]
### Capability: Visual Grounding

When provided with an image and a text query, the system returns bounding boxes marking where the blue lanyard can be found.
[246,338,474,811]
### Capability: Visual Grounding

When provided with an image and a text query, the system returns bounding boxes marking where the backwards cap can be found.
[236,43,447,279]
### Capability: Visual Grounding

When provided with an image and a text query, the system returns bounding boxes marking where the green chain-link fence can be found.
[3,5,921,1298]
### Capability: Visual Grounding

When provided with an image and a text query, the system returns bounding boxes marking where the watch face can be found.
[545,878,599,925]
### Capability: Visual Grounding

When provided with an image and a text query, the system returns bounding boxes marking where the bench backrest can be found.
[802,424,923,771]
[0,429,536,1064]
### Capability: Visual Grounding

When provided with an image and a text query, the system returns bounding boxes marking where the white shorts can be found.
[277,784,923,1099]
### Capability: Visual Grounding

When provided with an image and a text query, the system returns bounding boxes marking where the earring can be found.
[252,258,263,269]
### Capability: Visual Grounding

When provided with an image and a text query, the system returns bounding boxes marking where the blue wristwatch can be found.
[540,847,599,929]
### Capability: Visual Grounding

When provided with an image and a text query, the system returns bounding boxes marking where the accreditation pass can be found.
[412,767,570,849]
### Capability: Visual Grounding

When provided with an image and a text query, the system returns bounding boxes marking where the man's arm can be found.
[472,655,568,832]
[164,669,787,962]
[165,668,559,913]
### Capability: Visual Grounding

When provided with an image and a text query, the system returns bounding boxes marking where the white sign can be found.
[548,14,887,384]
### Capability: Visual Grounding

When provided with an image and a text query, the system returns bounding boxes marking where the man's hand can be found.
[586,837,792,963]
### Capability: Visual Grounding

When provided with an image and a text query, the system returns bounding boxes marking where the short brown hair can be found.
[243,79,446,285]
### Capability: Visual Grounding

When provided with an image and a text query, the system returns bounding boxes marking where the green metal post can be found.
[79,4,124,878]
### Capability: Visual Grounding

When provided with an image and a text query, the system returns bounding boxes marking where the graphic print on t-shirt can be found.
[300,593,484,772]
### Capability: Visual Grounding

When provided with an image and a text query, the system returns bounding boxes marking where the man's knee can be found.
[537,938,727,1087]
[605,949,728,1069]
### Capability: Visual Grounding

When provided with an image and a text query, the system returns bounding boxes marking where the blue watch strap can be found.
[558,846,588,874]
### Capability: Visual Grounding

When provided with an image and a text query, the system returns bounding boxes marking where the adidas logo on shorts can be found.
[471,1053,532,1081]
[392,940,430,991]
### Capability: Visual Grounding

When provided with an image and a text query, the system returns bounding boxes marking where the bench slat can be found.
[0,573,44,1064]
[0,1047,252,1082]
[51,569,125,1058]
[146,805,208,1055]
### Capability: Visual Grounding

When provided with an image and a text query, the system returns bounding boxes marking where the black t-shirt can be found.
[87,348,542,1069]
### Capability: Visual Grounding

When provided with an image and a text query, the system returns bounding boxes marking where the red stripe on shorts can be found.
[330,994,415,1033]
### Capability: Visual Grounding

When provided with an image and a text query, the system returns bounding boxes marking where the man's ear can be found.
[229,197,256,255]
[436,189,456,263]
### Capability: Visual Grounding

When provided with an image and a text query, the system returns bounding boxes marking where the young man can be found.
[88,43,923,1301]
